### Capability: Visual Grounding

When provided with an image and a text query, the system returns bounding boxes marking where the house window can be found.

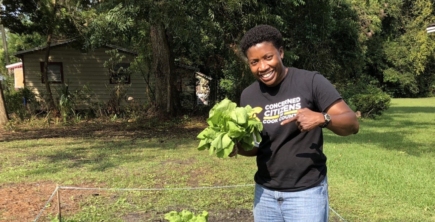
[109,63,131,84]
[40,62,64,84]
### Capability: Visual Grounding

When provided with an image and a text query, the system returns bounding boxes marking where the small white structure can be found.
[5,61,23,89]
[195,72,212,105]
[427,23,435,34]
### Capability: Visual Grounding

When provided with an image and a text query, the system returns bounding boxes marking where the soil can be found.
[0,182,109,222]
[0,182,57,221]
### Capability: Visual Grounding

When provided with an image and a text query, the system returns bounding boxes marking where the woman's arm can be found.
[324,100,359,136]
[280,99,359,136]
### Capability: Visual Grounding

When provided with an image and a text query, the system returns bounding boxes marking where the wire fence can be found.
[34,184,347,222]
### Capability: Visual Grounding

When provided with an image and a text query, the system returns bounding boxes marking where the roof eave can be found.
[14,40,138,57]
[14,39,76,57]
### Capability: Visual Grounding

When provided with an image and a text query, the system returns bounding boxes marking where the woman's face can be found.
[246,41,286,87]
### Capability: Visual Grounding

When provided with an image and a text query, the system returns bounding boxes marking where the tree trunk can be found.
[0,24,10,125]
[1,25,10,65]
[141,70,154,105]
[42,33,59,115]
[150,23,175,115]
[0,82,9,125]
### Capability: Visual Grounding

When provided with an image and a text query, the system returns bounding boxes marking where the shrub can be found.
[4,88,38,120]
[349,89,391,118]
[58,84,76,122]
[337,77,391,119]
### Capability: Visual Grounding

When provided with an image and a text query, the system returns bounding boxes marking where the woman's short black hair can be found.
[240,24,283,56]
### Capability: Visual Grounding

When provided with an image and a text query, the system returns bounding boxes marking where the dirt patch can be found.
[0,182,107,222]
[208,209,254,222]
[0,182,58,221]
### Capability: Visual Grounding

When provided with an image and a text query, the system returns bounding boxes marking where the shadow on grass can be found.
[22,138,184,176]
[0,118,205,143]
[0,117,207,178]
[386,106,435,114]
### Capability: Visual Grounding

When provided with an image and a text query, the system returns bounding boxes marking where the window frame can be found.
[40,62,64,84]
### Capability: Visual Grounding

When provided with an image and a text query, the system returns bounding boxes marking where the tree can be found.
[84,0,311,114]
[0,23,8,124]
[361,0,435,97]
[0,79,8,125]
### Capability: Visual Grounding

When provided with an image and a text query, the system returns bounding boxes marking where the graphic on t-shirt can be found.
[262,97,301,124]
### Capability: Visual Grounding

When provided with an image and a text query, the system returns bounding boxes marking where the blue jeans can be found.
[253,177,329,222]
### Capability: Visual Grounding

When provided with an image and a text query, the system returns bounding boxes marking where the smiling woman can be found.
[237,24,359,222]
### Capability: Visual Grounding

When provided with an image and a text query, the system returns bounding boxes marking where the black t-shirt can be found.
[240,67,341,191]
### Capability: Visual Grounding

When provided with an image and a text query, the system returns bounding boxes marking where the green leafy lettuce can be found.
[164,210,208,222]
[197,98,263,158]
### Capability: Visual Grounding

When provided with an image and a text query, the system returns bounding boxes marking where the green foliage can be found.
[364,0,435,97]
[103,49,131,116]
[2,0,434,118]
[0,0,90,37]
[164,210,208,222]
[197,98,263,158]
[219,58,254,103]
[337,75,391,118]
[4,88,38,120]
[348,86,391,118]
[58,84,76,123]
[6,32,45,57]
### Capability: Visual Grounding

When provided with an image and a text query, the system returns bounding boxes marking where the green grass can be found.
[1,130,258,221]
[325,98,435,222]
[1,98,435,221]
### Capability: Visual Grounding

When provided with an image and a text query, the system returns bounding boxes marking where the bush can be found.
[337,77,391,119]
[4,88,38,120]
[349,88,391,118]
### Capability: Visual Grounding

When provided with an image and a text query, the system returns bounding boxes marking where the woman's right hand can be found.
[229,143,258,157]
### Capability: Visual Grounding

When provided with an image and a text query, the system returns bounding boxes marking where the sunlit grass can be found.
[325,97,435,221]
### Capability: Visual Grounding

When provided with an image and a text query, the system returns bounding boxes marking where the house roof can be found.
[5,62,23,70]
[196,72,212,80]
[14,39,138,57]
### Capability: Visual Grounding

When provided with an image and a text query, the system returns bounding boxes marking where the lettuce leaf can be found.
[197,98,263,158]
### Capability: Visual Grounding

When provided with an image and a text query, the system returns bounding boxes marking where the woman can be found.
[233,24,359,222]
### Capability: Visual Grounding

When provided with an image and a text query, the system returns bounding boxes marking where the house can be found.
[13,40,146,108]
[5,62,24,90]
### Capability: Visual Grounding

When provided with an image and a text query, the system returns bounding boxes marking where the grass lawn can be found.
[325,98,435,222]
[1,98,435,221]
